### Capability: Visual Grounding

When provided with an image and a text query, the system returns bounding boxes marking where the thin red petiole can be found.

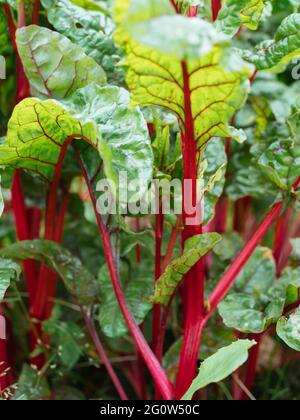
[80,307,128,401]
[73,144,174,400]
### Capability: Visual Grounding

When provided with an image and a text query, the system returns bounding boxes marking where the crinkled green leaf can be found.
[41,0,122,83]
[220,261,300,334]
[13,364,51,401]
[16,25,106,99]
[0,96,98,181]
[98,262,153,338]
[258,139,300,191]
[62,84,153,200]
[277,307,300,352]
[0,240,100,304]
[213,232,244,262]
[44,311,82,368]
[200,138,227,225]
[182,339,256,400]
[227,165,276,200]
[114,0,252,155]
[234,247,276,295]
[218,247,279,333]
[227,108,295,200]
[152,233,221,305]
[0,258,21,301]
[217,0,269,36]
[270,267,300,307]
[124,0,227,61]
[219,294,272,333]
[243,14,300,72]
[0,85,153,199]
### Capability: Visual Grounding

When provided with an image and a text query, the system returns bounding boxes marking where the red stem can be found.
[133,220,147,399]
[240,335,261,400]
[187,6,198,17]
[32,0,40,24]
[135,218,142,263]
[17,1,26,27]
[152,209,164,399]
[215,198,229,234]
[161,216,181,272]
[73,145,173,400]
[211,0,222,21]
[152,210,163,351]
[273,207,293,276]
[278,212,300,273]
[175,62,204,399]
[207,201,283,314]
[9,1,33,301]
[27,208,42,240]
[54,188,70,244]
[2,5,16,49]
[15,3,30,104]
[210,177,300,315]
[30,142,71,370]
[155,302,172,365]
[155,218,181,362]
[11,172,38,306]
[80,307,128,401]
[170,0,180,13]
[32,139,72,321]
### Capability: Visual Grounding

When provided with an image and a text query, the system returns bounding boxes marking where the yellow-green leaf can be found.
[114,0,252,157]
[0,84,153,197]
[152,233,221,305]
[243,14,300,72]
[182,339,256,400]
[217,0,269,36]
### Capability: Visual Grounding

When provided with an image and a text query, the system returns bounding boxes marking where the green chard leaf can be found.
[216,0,269,36]
[44,310,83,368]
[16,25,106,99]
[114,0,252,158]
[3,24,153,196]
[62,84,153,200]
[270,267,300,308]
[219,256,300,334]
[243,14,300,72]
[0,258,21,301]
[218,247,279,333]
[257,139,300,191]
[182,339,256,400]
[277,307,300,352]
[0,84,153,199]
[0,96,98,182]
[13,364,50,401]
[98,262,153,338]
[201,138,227,225]
[41,0,123,83]
[0,240,100,304]
[152,233,221,305]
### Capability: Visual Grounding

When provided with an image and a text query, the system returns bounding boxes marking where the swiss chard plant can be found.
[0,0,300,401]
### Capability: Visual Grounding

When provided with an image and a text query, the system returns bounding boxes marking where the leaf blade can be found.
[182,339,256,400]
